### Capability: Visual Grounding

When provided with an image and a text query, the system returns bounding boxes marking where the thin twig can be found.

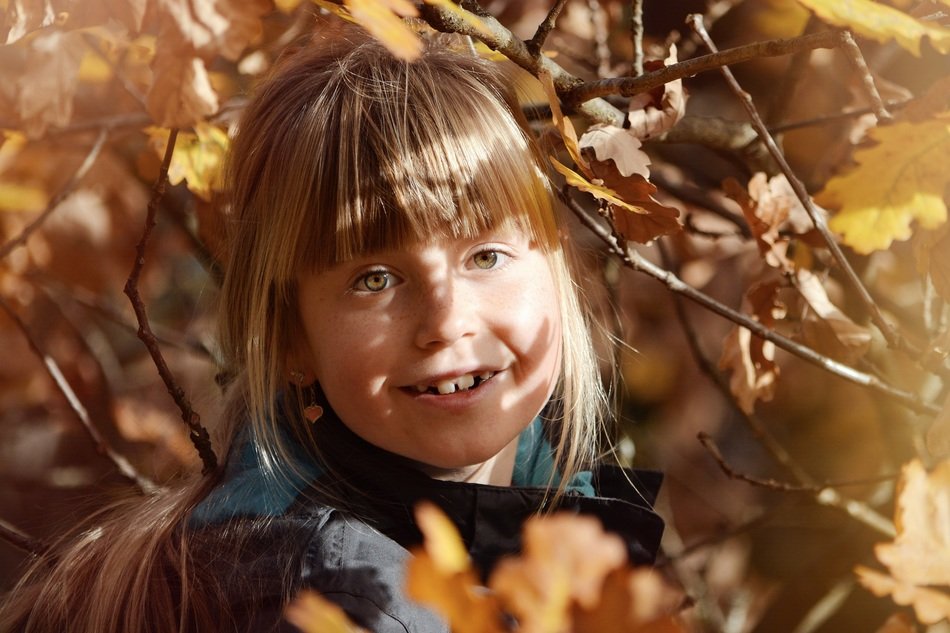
[0,297,158,493]
[838,30,892,121]
[630,0,645,76]
[123,129,218,475]
[698,432,819,492]
[0,129,108,261]
[687,15,909,359]
[526,0,570,57]
[588,0,611,78]
[0,517,47,556]
[567,29,845,105]
[768,99,910,133]
[560,191,939,416]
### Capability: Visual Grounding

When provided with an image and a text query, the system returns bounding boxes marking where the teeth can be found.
[479,371,494,380]
[415,384,428,393]
[416,370,498,395]
[456,374,475,390]
[436,380,458,395]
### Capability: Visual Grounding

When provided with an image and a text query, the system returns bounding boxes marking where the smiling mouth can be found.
[411,370,498,395]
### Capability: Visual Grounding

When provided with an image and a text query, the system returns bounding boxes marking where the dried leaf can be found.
[285,590,366,633]
[155,0,269,61]
[344,0,423,62]
[586,157,680,244]
[856,458,950,624]
[551,157,642,215]
[2,0,56,45]
[795,269,871,355]
[17,29,87,137]
[490,514,628,633]
[574,569,686,633]
[874,613,918,633]
[405,503,503,633]
[795,0,950,56]
[146,53,219,128]
[540,70,586,172]
[719,281,785,414]
[821,115,950,254]
[579,124,651,179]
[626,45,686,140]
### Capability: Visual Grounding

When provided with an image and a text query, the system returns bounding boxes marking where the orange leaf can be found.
[586,157,680,244]
[146,53,219,128]
[17,30,87,138]
[540,70,587,172]
[626,45,686,140]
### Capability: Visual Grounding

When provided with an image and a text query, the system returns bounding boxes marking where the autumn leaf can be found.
[820,115,950,254]
[540,70,587,172]
[724,173,795,270]
[155,0,269,61]
[147,123,229,201]
[405,503,503,633]
[16,29,87,138]
[585,157,680,244]
[796,269,872,361]
[344,0,424,62]
[573,568,686,633]
[626,45,687,140]
[146,54,219,128]
[490,514,628,633]
[285,590,367,633]
[719,280,785,414]
[579,125,651,179]
[551,157,642,214]
[795,0,950,56]
[856,459,950,624]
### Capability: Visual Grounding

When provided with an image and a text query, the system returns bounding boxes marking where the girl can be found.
[1,25,663,633]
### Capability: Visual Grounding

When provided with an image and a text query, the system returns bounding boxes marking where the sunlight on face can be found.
[295,231,562,474]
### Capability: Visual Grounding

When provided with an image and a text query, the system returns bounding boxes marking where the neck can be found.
[415,438,519,486]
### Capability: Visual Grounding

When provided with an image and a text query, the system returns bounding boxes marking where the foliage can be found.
[1,0,950,631]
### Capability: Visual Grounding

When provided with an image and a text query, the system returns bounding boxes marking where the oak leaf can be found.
[795,269,871,357]
[147,123,229,201]
[820,116,950,254]
[146,53,219,128]
[344,0,423,62]
[155,0,269,61]
[285,590,367,633]
[719,280,785,414]
[405,502,503,633]
[579,124,651,179]
[573,568,686,633]
[795,0,950,56]
[490,514,628,633]
[16,29,87,137]
[856,459,950,624]
[585,157,680,244]
[626,45,686,140]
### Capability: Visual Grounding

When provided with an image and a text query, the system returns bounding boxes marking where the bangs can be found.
[293,47,559,272]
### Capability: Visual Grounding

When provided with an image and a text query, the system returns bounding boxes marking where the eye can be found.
[356,270,392,292]
[472,250,501,270]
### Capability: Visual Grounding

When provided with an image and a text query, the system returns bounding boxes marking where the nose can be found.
[414,278,474,349]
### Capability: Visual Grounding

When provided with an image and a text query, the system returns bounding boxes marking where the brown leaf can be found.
[795,269,872,357]
[540,69,587,173]
[2,0,57,45]
[155,0,269,61]
[627,45,687,140]
[146,53,219,128]
[573,568,686,633]
[723,173,796,270]
[490,514,627,633]
[579,124,651,179]
[17,29,87,138]
[587,158,680,244]
[719,280,785,414]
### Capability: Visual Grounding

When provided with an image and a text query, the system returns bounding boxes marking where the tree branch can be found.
[838,30,891,121]
[0,297,157,493]
[0,129,108,261]
[560,191,939,416]
[687,15,912,361]
[566,29,845,105]
[0,517,47,556]
[123,129,218,475]
[526,0,569,58]
[630,0,645,76]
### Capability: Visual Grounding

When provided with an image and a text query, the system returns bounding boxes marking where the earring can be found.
[290,370,306,385]
[303,402,323,423]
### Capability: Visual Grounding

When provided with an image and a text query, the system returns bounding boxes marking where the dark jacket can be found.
[189,413,664,632]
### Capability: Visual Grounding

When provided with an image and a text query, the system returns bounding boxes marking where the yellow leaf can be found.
[405,503,503,633]
[146,123,229,201]
[821,116,950,254]
[0,182,47,212]
[550,157,644,216]
[540,70,586,172]
[421,0,492,38]
[285,590,365,633]
[795,0,950,56]
[344,0,423,62]
[312,0,357,22]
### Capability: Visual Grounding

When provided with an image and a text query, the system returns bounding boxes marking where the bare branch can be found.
[839,31,892,121]
[123,129,218,475]
[526,0,569,58]
[630,0,645,76]
[687,15,912,361]
[567,29,845,105]
[588,0,611,78]
[698,432,818,492]
[0,129,108,261]
[0,517,47,556]
[560,191,940,416]
[0,297,158,494]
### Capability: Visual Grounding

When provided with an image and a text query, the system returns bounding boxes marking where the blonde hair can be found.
[1,27,609,633]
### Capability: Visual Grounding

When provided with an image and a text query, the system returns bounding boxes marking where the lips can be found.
[410,370,498,395]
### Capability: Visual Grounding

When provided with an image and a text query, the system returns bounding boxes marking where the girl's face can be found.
[295,229,562,472]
